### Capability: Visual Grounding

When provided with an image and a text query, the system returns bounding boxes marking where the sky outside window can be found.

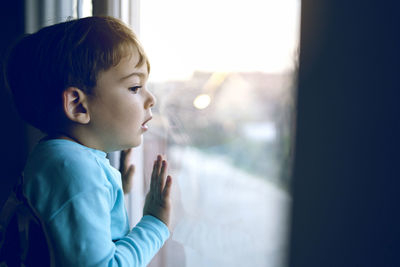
[141,0,300,82]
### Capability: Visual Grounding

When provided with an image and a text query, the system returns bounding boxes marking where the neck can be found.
[45,131,83,145]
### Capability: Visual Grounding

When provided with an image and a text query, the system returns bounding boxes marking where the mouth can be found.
[141,116,152,131]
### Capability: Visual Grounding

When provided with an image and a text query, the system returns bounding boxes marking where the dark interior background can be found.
[0,0,27,207]
[289,1,400,267]
[1,1,399,266]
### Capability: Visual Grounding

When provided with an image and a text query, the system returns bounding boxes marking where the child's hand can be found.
[120,148,135,194]
[143,155,173,228]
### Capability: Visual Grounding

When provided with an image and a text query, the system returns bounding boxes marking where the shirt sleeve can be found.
[46,189,169,267]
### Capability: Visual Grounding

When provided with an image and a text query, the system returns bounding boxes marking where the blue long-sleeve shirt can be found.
[23,139,169,266]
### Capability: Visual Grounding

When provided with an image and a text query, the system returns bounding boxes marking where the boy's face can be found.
[85,51,155,152]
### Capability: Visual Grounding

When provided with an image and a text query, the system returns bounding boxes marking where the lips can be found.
[141,116,152,130]
[142,116,152,126]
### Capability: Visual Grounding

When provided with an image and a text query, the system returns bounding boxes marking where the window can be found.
[132,0,301,266]
[114,0,300,266]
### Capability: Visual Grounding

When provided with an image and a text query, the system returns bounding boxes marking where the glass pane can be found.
[139,0,300,266]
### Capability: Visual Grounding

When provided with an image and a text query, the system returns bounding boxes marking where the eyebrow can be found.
[120,72,147,81]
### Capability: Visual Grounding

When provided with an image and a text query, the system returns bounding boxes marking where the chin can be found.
[113,134,143,151]
[106,140,141,152]
[126,136,143,149]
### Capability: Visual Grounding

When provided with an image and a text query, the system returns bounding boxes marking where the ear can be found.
[62,87,90,124]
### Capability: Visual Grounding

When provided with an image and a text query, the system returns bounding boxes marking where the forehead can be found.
[98,52,148,85]
[116,52,147,76]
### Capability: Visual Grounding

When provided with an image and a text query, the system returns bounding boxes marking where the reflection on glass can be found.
[139,0,300,266]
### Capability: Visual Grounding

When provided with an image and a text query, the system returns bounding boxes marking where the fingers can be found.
[150,155,170,198]
[159,160,167,194]
[162,176,172,199]
[120,148,133,174]
[123,164,135,194]
[144,155,173,228]
[150,155,161,192]
[126,164,135,180]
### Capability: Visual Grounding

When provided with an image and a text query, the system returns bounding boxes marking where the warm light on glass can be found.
[193,94,211,109]
[141,0,301,82]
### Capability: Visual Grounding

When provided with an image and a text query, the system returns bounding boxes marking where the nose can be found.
[144,89,156,109]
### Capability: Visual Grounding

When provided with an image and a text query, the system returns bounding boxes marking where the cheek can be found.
[119,100,143,125]
[92,93,143,129]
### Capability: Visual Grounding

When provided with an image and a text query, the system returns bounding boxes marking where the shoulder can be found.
[25,139,107,183]
[23,139,114,218]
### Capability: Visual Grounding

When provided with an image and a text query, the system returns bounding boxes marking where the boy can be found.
[4,16,172,266]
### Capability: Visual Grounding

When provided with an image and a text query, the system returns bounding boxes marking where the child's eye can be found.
[128,86,142,93]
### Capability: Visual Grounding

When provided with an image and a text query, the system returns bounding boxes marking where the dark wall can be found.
[289,1,400,267]
[0,1,28,206]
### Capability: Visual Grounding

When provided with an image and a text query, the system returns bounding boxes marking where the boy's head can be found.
[4,16,150,133]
